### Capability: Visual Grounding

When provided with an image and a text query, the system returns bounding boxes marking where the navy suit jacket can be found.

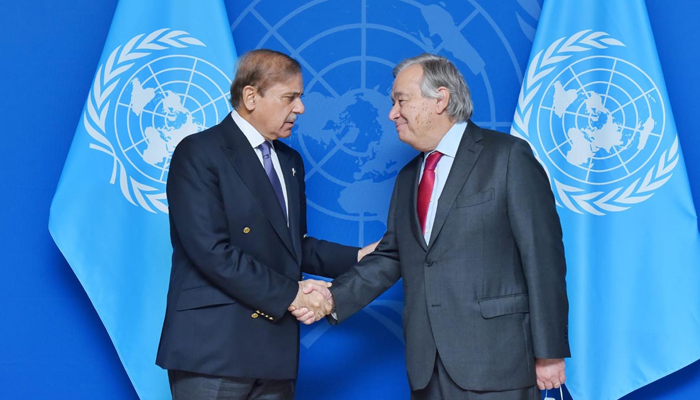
[156,115,358,379]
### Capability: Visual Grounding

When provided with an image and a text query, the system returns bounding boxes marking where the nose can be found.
[294,97,305,115]
[388,103,400,121]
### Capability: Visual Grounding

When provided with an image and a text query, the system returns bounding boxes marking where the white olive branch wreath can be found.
[84,28,205,214]
[511,30,678,215]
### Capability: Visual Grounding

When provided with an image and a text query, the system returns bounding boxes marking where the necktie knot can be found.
[424,151,443,172]
[259,141,272,158]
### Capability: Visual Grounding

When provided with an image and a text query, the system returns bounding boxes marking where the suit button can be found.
[424,260,433,268]
[251,313,259,318]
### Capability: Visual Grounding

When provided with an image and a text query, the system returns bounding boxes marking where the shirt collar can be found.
[429,121,468,159]
[230,110,271,149]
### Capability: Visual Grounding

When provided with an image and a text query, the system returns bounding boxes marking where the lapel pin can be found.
[292,167,296,176]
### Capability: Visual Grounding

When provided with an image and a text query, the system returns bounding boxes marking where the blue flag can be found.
[49,1,236,398]
[511,1,700,399]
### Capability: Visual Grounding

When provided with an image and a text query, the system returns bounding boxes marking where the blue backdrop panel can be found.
[226,1,542,399]
[1,0,700,399]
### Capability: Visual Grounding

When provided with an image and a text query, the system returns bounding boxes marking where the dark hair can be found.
[230,49,302,109]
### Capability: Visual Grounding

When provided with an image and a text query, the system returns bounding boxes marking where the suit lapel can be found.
[218,116,296,259]
[404,155,428,251]
[277,146,302,263]
[429,122,484,247]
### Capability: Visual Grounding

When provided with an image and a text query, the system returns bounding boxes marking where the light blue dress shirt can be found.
[420,121,467,244]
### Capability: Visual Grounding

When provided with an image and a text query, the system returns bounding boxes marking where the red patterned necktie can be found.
[417,151,443,234]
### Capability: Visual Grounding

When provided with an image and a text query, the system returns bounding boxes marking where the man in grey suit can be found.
[293,54,570,399]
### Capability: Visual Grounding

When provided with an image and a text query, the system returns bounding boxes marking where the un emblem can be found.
[232,0,528,245]
[85,29,232,213]
[229,1,543,397]
[513,30,679,215]
[231,0,532,352]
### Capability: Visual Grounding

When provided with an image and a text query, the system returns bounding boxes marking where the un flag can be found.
[511,1,700,399]
[48,0,236,398]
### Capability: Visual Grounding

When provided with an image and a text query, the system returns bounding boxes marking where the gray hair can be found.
[393,53,472,122]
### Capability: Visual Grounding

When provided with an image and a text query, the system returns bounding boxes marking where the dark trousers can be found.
[411,355,539,400]
[168,370,295,400]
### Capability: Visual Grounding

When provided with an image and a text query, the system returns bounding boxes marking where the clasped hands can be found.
[288,279,333,324]
[288,240,380,324]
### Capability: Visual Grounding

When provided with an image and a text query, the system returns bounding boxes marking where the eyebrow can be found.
[282,90,303,97]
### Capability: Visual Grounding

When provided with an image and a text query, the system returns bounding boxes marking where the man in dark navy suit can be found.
[156,49,375,400]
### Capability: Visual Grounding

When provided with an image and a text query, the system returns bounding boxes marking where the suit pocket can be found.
[456,188,495,208]
[478,294,529,319]
[176,285,236,311]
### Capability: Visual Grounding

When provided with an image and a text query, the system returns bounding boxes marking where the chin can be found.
[397,130,413,146]
[278,130,293,139]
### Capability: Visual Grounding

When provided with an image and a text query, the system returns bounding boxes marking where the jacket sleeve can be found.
[327,178,403,323]
[295,156,360,279]
[506,139,571,358]
[167,137,298,321]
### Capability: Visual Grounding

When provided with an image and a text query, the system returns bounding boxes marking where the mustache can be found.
[285,114,297,123]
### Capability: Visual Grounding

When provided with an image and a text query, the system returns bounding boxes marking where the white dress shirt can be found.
[230,110,289,223]
[420,121,467,243]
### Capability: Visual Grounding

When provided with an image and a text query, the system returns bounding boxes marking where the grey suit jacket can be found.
[330,122,570,391]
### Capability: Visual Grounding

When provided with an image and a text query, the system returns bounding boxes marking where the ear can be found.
[242,85,257,111]
[435,87,450,115]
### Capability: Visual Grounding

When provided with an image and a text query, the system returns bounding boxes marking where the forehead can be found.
[266,73,303,93]
[392,64,423,96]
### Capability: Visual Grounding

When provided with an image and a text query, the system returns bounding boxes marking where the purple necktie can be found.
[259,141,287,220]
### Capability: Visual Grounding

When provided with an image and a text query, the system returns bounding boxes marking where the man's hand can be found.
[287,279,333,325]
[358,240,380,261]
[535,358,566,390]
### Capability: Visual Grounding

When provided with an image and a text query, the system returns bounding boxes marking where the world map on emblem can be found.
[538,56,665,185]
[226,0,539,397]
[231,0,528,245]
[129,79,203,169]
[114,55,232,185]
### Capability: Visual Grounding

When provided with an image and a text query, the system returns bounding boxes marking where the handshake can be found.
[287,239,380,324]
[288,279,334,325]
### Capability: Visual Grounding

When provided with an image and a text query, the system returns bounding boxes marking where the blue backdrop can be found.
[1,0,699,399]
